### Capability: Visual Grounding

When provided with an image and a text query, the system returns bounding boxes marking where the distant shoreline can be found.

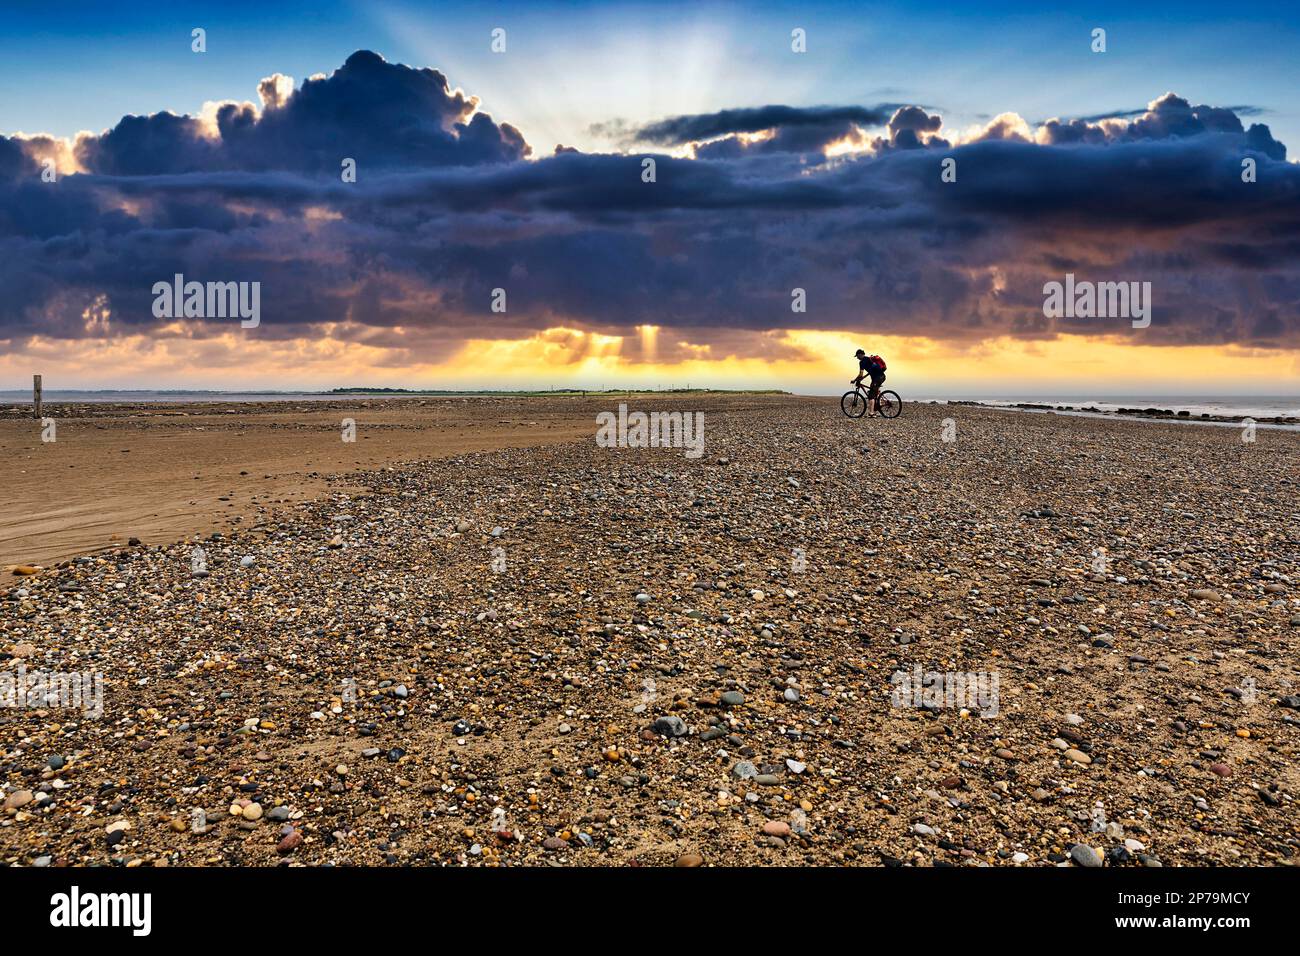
[0,387,789,405]
[928,398,1300,429]
[3,389,1298,428]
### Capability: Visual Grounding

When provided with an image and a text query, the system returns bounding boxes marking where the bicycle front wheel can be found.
[841,390,867,418]
[876,390,902,418]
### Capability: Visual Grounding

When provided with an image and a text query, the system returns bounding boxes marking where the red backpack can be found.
[869,354,887,372]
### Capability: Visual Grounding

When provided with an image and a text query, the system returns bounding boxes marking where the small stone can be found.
[721,691,745,706]
[4,790,34,810]
[1209,763,1232,777]
[653,715,688,737]
[785,759,806,774]
[241,803,264,821]
[276,830,303,854]
[1190,589,1219,601]
[762,820,791,837]
[1063,748,1092,765]
[731,761,757,780]
[675,853,704,867]
[1070,844,1103,867]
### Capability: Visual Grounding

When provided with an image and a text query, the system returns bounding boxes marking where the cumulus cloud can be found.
[69,50,528,176]
[1,53,1297,363]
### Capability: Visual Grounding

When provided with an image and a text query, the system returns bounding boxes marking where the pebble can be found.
[654,715,688,738]
[1070,844,1103,868]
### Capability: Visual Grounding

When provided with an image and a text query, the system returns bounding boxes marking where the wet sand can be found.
[0,398,596,569]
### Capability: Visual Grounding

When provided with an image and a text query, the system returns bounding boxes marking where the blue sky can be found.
[4,0,1298,154]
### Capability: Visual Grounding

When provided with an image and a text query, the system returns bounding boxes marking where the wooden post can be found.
[33,374,42,420]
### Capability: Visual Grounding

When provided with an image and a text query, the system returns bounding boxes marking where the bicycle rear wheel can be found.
[841,390,867,418]
[876,390,902,418]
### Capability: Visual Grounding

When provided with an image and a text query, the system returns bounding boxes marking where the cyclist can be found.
[851,348,887,416]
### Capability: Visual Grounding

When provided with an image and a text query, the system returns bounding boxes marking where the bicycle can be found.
[841,380,902,419]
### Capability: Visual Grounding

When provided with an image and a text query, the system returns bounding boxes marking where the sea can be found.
[939,396,1300,420]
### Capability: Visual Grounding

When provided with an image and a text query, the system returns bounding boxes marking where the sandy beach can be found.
[0,398,596,570]
[2,395,1298,867]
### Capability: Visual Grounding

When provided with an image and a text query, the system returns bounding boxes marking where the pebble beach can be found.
[2,394,1298,867]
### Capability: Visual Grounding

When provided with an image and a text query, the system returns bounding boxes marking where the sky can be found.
[2,0,1299,394]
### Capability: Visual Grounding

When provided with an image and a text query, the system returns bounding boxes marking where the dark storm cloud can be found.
[2,55,1299,355]
[631,105,896,146]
